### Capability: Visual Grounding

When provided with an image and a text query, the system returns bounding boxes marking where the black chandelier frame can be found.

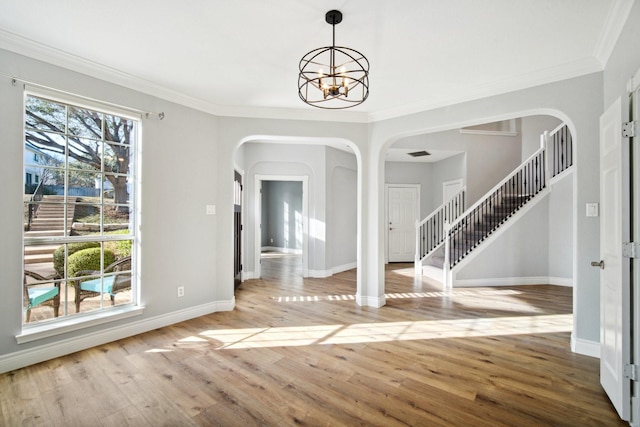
[298,10,370,109]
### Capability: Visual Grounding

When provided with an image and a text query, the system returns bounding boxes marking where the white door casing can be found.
[387,185,419,262]
[599,96,631,421]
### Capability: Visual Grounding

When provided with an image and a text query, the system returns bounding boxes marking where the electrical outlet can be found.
[177,286,185,297]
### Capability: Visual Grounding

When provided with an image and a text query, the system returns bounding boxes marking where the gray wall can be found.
[2,1,639,368]
[261,181,303,250]
[326,147,358,271]
[431,153,467,207]
[521,115,563,161]
[392,129,522,206]
[242,143,357,277]
[385,162,433,216]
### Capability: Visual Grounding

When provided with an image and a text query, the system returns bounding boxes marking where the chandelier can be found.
[298,10,370,109]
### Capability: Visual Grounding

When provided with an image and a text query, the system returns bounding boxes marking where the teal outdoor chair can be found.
[24,270,60,322]
[72,256,132,313]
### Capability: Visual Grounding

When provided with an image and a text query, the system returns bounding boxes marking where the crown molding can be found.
[0,29,369,124]
[367,56,604,122]
[0,24,612,125]
[593,0,635,67]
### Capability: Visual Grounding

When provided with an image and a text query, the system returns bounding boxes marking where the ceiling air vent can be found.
[408,150,430,157]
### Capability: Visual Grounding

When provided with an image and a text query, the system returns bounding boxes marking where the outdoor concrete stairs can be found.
[24,196,76,265]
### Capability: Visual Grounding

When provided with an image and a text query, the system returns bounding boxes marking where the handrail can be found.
[26,181,44,231]
[445,148,546,271]
[447,146,544,231]
[417,186,466,228]
[414,123,573,286]
[414,187,465,273]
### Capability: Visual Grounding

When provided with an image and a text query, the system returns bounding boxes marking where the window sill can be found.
[16,305,145,344]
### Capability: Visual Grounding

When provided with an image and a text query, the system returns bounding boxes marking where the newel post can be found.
[414,219,422,276]
[541,130,550,186]
[443,221,452,290]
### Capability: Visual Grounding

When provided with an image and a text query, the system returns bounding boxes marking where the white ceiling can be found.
[0,0,632,123]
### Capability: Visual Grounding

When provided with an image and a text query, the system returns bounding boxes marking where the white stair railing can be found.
[412,123,573,285]
[414,188,465,275]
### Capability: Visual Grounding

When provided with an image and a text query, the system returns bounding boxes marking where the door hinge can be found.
[622,121,637,138]
[623,242,640,258]
[625,364,640,381]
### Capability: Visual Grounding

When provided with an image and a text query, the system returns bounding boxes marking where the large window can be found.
[23,91,138,325]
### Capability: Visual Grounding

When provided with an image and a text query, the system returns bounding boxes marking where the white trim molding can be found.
[1,298,235,374]
[572,336,600,358]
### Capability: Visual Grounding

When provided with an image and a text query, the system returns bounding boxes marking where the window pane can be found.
[23,249,64,323]
[67,170,101,197]
[25,131,66,166]
[25,97,66,133]
[104,174,132,205]
[68,106,103,139]
[104,204,132,233]
[68,137,101,167]
[70,203,102,236]
[24,201,69,238]
[105,115,134,144]
[103,143,132,174]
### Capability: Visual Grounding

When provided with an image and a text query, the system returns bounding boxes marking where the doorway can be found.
[386,184,420,262]
[254,175,309,279]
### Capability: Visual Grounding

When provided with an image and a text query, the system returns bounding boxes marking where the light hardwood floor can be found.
[1,253,626,426]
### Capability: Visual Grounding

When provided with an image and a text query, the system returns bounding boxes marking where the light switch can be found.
[206,205,216,215]
[586,203,598,217]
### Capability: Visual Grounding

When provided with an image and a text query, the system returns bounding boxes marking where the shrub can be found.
[68,248,116,279]
[53,241,101,276]
[106,230,132,258]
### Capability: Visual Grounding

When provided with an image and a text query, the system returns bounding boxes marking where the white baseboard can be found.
[261,246,302,254]
[0,298,235,374]
[356,294,385,308]
[548,276,573,287]
[453,276,573,287]
[242,271,255,280]
[572,335,600,358]
[332,262,357,275]
[308,262,357,278]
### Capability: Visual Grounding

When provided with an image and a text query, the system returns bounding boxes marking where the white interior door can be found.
[388,186,419,262]
[599,96,631,421]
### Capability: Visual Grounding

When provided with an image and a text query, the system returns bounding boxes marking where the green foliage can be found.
[105,230,133,257]
[53,241,100,276]
[68,248,115,279]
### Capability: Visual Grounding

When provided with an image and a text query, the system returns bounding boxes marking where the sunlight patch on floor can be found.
[184,314,573,350]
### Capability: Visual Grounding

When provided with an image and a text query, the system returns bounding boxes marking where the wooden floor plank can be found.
[0,256,627,426]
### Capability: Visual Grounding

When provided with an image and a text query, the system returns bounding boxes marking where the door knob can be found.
[591,260,605,269]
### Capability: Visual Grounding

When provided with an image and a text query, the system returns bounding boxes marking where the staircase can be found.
[415,123,573,287]
[24,195,76,267]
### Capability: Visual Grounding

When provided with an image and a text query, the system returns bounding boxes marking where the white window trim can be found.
[21,87,142,337]
[17,305,145,344]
